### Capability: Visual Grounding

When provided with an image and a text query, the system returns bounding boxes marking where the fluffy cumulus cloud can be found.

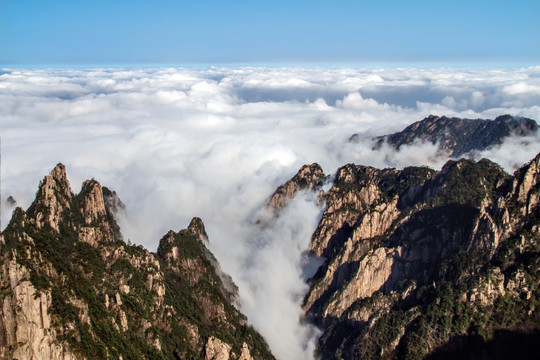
[2,66,540,359]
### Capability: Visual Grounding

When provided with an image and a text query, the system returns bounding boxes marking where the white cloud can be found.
[237,191,323,360]
[503,82,540,95]
[336,92,391,111]
[1,66,540,359]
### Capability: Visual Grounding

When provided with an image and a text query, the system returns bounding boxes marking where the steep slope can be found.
[360,114,538,157]
[267,163,327,212]
[276,152,540,359]
[0,164,274,360]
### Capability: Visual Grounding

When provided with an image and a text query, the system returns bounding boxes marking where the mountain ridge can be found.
[272,151,540,359]
[0,164,274,360]
[2,113,539,359]
[349,114,539,158]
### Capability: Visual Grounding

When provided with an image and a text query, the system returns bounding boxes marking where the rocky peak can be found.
[297,162,325,183]
[79,179,107,225]
[188,216,209,242]
[368,114,538,157]
[0,165,274,360]
[157,219,241,305]
[418,157,509,208]
[156,221,211,267]
[334,163,357,183]
[267,163,326,211]
[513,152,540,214]
[186,218,241,303]
[493,114,539,135]
[27,163,73,232]
[334,163,392,187]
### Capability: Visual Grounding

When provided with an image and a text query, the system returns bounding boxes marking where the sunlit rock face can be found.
[0,164,274,360]
[267,163,327,212]
[274,149,540,359]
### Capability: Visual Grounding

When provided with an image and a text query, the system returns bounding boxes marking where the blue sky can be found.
[1,0,539,66]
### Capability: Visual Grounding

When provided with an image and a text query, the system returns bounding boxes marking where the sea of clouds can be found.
[1,66,540,359]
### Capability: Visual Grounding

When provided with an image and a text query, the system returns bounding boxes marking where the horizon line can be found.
[2,59,540,70]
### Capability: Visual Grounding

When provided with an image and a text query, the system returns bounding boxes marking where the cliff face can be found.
[364,114,539,157]
[276,153,540,359]
[0,164,274,360]
[267,163,327,212]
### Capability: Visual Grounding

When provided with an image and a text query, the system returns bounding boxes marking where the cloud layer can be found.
[2,66,540,359]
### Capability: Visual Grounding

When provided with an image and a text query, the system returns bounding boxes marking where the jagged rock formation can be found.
[276,152,540,359]
[358,114,539,157]
[267,163,327,212]
[0,164,274,360]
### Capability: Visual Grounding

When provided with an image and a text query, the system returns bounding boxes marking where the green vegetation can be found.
[0,171,275,359]
[425,158,509,207]
[157,229,274,359]
[313,154,539,359]
[353,310,410,359]
[335,266,539,360]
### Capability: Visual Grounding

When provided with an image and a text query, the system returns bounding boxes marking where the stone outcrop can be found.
[0,257,79,360]
[0,164,274,360]
[267,163,326,211]
[205,336,232,360]
[514,152,540,215]
[323,246,398,319]
[203,337,255,360]
[27,163,73,232]
[238,342,254,360]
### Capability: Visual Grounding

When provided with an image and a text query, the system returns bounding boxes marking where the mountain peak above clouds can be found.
[273,147,540,359]
[0,164,274,360]
[361,114,539,157]
[267,163,327,212]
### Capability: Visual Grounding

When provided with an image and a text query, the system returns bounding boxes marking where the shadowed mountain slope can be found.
[354,114,539,157]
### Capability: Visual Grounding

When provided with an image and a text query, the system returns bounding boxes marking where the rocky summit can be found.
[0,164,274,360]
[273,151,540,359]
[267,163,328,212]
[359,115,539,157]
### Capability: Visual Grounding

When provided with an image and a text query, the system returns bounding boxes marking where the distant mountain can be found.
[274,151,540,359]
[353,115,538,157]
[0,164,274,360]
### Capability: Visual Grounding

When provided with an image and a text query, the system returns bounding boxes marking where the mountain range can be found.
[350,114,538,158]
[0,164,274,360]
[1,115,539,359]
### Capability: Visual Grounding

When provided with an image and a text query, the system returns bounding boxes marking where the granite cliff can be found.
[272,151,540,359]
[0,164,274,360]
